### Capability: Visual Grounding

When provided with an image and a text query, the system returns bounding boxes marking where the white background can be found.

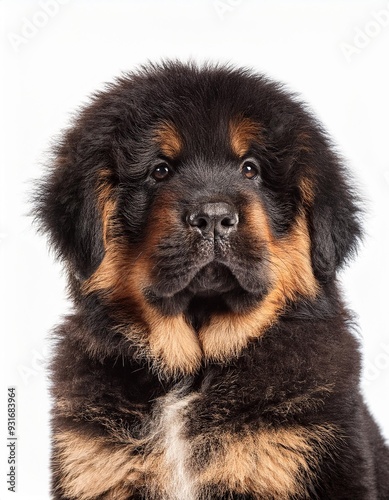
[1,1,389,498]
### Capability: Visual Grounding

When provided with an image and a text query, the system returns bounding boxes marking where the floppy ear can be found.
[267,101,363,283]
[307,154,363,283]
[33,128,114,280]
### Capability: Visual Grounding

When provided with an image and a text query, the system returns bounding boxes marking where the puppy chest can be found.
[151,393,198,500]
[148,392,322,500]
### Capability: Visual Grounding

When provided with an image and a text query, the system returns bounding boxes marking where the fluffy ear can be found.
[307,154,363,283]
[33,128,114,280]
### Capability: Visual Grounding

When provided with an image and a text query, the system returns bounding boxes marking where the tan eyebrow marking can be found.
[154,121,183,158]
[229,117,264,157]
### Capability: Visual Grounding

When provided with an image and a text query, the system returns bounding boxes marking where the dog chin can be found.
[152,261,267,299]
[146,260,269,317]
[187,262,239,296]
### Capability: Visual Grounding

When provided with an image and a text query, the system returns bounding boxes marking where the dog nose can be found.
[187,202,239,238]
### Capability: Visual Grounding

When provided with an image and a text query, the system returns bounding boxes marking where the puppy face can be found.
[116,118,272,309]
[35,62,362,374]
[86,119,308,315]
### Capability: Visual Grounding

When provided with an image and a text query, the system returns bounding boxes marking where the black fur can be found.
[34,61,388,500]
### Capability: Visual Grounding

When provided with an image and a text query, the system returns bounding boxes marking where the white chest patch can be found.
[157,391,199,500]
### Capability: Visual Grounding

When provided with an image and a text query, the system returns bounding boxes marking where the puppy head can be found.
[34,62,362,319]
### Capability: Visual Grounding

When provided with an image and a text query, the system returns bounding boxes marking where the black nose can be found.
[187,202,239,238]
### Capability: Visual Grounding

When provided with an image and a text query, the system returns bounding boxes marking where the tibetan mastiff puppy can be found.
[35,62,389,499]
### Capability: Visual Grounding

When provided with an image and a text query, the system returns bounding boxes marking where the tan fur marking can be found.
[229,117,264,157]
[84,241,201,376]
[197,424,337,498]
[95,169,116,248]
[54,411,337,499]
[55,430,143,499]
[147,311,202,377]
[300,177,315,207]
[84,189,177,298]
[82,239,131,302]
[298,131,313,153]
[155,121,183,158]
[83,190,201,377]
[200,199,318,361]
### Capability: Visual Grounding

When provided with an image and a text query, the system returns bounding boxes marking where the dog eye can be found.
[151,162,172,181]
[241,159,260,179]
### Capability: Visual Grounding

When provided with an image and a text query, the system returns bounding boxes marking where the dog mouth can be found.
[151,254,269,300]
[149,233,270,299]
[186,262,239,296]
